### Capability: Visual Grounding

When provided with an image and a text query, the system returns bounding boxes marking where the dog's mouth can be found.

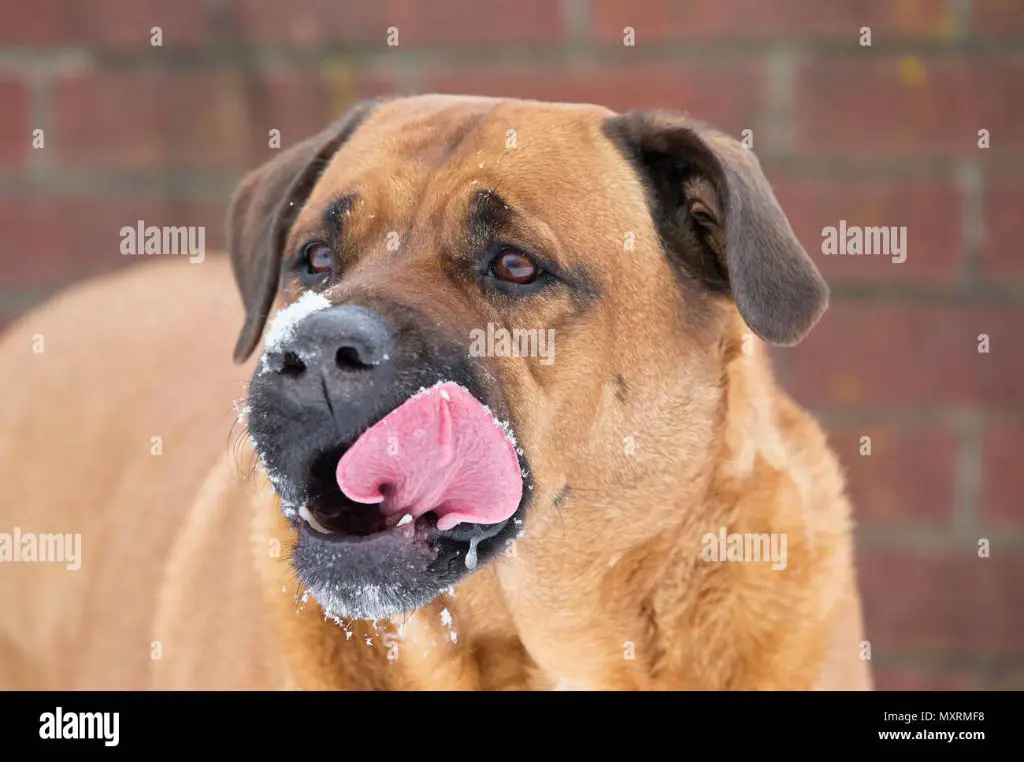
[280,381,524,548]
[294,447,413,539]
[288,450,465,544]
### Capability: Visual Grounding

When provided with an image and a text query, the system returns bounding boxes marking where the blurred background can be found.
[0,0,1021,689]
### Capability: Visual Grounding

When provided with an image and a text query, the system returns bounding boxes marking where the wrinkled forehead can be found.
[294,95,643,230]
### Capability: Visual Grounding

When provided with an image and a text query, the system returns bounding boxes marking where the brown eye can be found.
[491,249,539,284]
[689,200,715,225]
[300,242,336,285]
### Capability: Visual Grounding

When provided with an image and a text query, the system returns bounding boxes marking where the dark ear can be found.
[604,110,828,346]
[226,101,377,363]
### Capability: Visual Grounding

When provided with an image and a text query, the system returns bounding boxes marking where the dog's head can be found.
[229,95,827,621]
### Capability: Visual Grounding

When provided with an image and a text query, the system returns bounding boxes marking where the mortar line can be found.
[952,409,986,539]
[856,527,1024,550]
[762,46,796,156]
[955,160,985,286]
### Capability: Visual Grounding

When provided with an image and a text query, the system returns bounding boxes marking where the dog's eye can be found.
[689,200,716,225]
[490,248,540,285]
[299,242,336,285]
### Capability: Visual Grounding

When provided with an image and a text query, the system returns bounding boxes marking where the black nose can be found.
[262,305,394,407]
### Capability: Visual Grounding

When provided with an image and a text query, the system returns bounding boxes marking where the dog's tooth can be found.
[298,504,335,535]
[396,514,414,527]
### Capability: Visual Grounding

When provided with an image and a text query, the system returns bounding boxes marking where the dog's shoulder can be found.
[0,256,254,688]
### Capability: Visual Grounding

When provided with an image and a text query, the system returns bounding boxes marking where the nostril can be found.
[335,345,373,371]
[279,351,306,378]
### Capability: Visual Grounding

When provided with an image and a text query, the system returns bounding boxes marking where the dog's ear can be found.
[226,101,377,363]
[604,110,828,346]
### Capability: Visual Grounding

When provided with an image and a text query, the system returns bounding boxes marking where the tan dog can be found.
[0,94,871,691]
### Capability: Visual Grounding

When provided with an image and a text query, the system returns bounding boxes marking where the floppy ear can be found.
[604,110,828,346]
[226,101,377,363]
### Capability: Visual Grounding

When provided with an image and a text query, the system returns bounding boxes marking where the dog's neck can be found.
[440,325,822,690]
[255,322,848,690]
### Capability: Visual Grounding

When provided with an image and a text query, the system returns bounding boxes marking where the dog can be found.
[0,94,871,690]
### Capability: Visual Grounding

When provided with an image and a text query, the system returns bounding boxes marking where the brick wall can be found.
[0,0,1021,689]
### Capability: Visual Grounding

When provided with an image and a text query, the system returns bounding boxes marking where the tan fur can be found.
[0,95,871,691]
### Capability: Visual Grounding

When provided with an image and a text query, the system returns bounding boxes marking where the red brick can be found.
[0,0,213,48]
[232,0,564,47]
[592,0,955,42]
[390,0,566,46]
[0,196,225,290]
[53,69,250,169]
[789,304,1024,407]
[982,174,1024,279]
[231,0,388,45]
[52,68,395,170]
[795,56,1024,156]
[772,178,962,282]
[971,0,1024,36]
[243,69,398,163]
[0,76,32,168]
[982,426,1024,527]
[858,552,1024,654]
[873,666,986,690]
[828,428,956,526]
[421,63,766,134]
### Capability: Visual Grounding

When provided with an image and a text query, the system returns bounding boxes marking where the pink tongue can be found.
[336,382,522,531]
